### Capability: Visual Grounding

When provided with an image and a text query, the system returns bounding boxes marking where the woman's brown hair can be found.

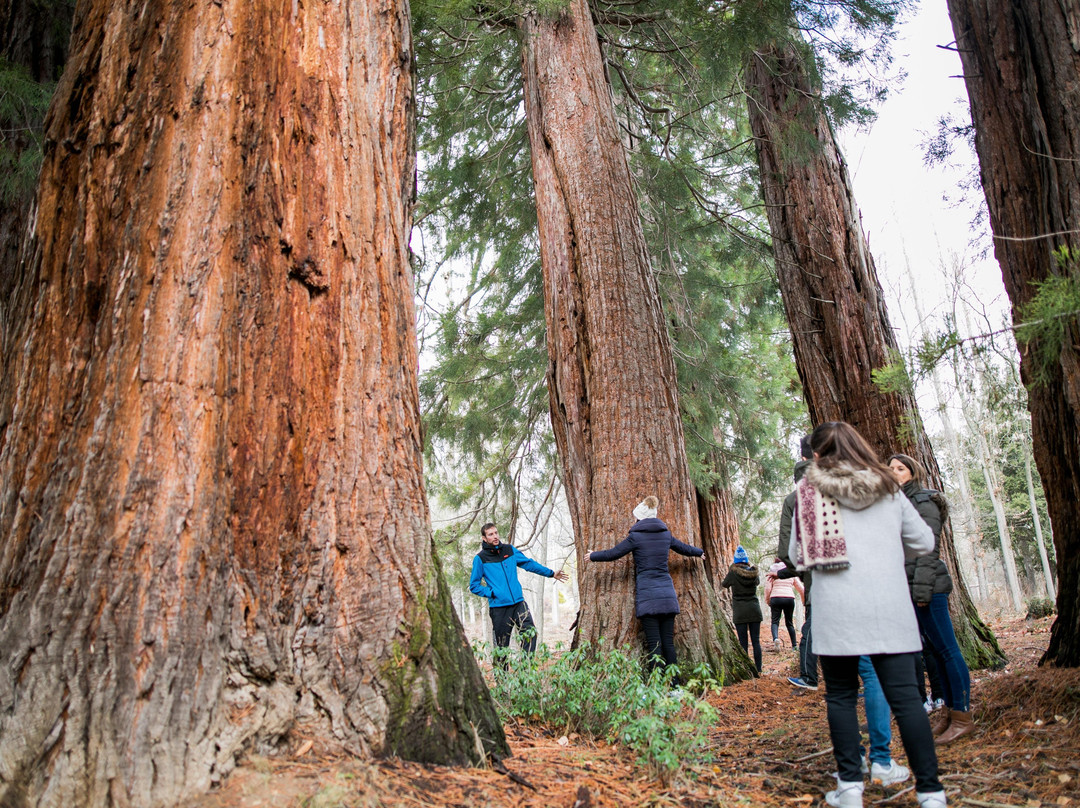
[809,421,899,493]
[887,453,926,486]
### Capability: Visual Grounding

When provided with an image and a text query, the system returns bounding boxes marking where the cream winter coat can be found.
[785,462,934,656]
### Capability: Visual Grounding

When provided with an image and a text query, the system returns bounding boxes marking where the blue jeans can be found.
[860,656,892,765]
[916,593,971,712]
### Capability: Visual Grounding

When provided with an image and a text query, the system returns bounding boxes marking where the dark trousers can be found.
[800,604,819,685]
[640,612,678,678]
[735,621,762,673]
[820,653,942,793]
[770,596,798,646]
[490,601,536,666]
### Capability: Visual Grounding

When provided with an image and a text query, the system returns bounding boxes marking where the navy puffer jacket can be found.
[590,518,704,616]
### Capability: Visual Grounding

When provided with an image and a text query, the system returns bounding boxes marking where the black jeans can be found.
[820,653,942,793]
[640,612,678,678]
[735,621,762,673]
[800,604,818,685]
[490,601,536,666]
[770,596,797,646]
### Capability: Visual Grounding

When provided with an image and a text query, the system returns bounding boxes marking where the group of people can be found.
[468,420,973,808]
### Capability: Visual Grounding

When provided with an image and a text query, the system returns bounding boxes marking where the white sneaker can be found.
[924,697,934,714]
[917,791,947,808]
[830,758,868,780]
[870,760,910,786]
[826,780,864,808]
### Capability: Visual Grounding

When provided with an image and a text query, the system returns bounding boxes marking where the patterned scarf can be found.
[794,477,850,571]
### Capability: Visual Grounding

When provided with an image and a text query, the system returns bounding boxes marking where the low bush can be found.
[1026,596,1056,619]
[475,639,718,782]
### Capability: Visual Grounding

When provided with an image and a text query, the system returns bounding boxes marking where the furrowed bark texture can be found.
[945,0,1080,667]
[519,0,751,681]
[746,39,1004,669]
[0,1,504,805]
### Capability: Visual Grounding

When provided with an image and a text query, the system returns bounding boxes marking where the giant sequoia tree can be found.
[944,0,1080,666]
[0,0,503,805]
[518,0,750,675]
[745,32,1004,667]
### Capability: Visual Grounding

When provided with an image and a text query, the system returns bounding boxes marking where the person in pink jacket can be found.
[765,558,804,651]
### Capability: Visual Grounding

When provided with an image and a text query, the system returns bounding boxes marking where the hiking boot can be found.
[936,710,974,745]
[931,708,952,737]
[826,779,864,808]
[787,677,818,690]
[773,638,781,652]
[870,760,910,787]
[917,791,948,808]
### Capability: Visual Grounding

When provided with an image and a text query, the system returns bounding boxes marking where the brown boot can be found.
[936,710,974,745]
[931,708,952,737]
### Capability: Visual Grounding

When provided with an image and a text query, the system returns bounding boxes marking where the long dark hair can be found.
[810,421,898,493]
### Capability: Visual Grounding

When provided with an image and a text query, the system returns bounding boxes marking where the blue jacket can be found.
[469,542,555,608]
[590,518,703,616]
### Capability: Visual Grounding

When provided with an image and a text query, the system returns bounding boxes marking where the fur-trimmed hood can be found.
[805,461,894,510]
[728,562,759,579]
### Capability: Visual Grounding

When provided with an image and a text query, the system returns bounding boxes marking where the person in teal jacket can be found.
[469,522,568,660]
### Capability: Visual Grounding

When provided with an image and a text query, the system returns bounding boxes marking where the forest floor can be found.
[195,615,1079,808]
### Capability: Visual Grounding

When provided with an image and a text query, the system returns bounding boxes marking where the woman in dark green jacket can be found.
[722,545,763,674]
[888,453,973,746]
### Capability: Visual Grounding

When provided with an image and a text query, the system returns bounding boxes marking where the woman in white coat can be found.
[789,422,946,808]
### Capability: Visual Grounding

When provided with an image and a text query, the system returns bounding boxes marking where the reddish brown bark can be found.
[0,1,504,805]
[519,0,752,679]
[745,38,1004,668]
[698,485,742,616]
[945,0,1080,667]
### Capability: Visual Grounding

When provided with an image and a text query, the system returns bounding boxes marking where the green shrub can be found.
[1026,596,1056,619]
[476,639,718,782]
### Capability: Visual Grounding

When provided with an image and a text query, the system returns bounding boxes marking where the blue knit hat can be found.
[733,545,750,565]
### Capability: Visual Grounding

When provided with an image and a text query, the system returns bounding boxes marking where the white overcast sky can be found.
[837,0,1010,338]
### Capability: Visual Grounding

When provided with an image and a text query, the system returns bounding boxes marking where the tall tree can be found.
[0,0,503,805]
[944,0,1080,666]
[519,0,750,675]
[745,31,1005,667]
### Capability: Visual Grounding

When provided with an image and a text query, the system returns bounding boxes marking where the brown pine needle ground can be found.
[194,616,1080,808]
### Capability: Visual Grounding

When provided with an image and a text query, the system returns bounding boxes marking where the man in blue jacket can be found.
[469,522,567,660]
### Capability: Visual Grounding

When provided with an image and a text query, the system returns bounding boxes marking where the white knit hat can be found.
[633,495,659,521]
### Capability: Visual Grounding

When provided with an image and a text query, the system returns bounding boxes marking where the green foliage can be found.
[413,0,813,550]
[0,59,56,204]
[478,641,718,782]
[871,347,913,394]
[1025,597,1055,620]
[1014,248,1080,387]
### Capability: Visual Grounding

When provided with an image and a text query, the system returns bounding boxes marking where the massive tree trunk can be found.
[0,1,504,805]
[519,0,752,680]
[745,36,1005,668]
[944,0,1080,667]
